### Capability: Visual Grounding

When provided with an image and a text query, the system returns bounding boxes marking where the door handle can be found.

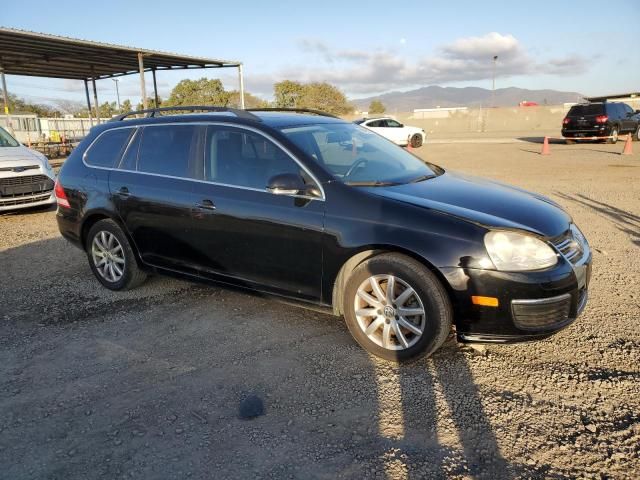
[195,199,216,210]
[116,186,130,197]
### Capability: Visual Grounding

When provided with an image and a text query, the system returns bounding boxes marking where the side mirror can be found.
[398,123,404,128]
[266,173,306,196]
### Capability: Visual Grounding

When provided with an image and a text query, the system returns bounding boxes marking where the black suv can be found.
[562,101,640,143]
[56,107,591,361]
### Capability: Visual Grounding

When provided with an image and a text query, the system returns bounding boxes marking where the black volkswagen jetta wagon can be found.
[56,107,592,361]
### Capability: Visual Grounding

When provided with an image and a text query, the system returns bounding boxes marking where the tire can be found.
[410,134,423,148]
[86,218,147,291]
[607,127,619,144]
[634,126,640,142]
[343,253,452,362]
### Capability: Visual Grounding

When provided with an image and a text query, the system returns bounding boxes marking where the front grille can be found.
[551,228,585,265]
[0,165,40,172]
[0,191,52,206]
[511,293,572,331]
[0,175,54,199]
[0,174,49,187]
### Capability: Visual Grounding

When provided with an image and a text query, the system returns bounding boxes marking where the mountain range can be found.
[352,86,584,112]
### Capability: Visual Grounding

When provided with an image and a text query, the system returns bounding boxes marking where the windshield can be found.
[281,123,441,185]
[0,127,20,147]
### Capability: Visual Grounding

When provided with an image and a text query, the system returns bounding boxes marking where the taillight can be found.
[563,117,570,125]
[54,179,70,208]
[595,115,608,123]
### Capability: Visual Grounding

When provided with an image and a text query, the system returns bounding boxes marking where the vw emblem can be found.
[383,305,395,318]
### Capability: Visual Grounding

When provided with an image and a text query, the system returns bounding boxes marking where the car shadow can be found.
[553,192,640,247]
[1,235,569,479]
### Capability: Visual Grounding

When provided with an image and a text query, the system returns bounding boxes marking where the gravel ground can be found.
[1,140,639,479]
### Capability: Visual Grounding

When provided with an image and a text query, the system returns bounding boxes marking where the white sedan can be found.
[355,117,426,148]
[0,126,56,212]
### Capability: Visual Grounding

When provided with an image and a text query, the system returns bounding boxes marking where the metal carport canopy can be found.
[0,27,245,124]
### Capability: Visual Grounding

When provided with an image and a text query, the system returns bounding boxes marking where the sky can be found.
[2,0,639,110]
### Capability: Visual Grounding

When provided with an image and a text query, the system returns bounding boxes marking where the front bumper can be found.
[0,190,55,211]
[441,248,592,344]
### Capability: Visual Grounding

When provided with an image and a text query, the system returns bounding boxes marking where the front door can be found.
[188,125,325,301]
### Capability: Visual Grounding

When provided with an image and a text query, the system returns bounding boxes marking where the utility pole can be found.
[1,67,15,135]
[492,55,498,107]
[112,78,121,110]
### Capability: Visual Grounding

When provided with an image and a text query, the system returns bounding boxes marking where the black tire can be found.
[607,127,619,144]
[410,134,423,148]
[343,253,452,362]
[634,126,640,142]
[86,218,147,291]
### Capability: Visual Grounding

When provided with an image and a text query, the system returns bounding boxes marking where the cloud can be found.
[261,32,593,95]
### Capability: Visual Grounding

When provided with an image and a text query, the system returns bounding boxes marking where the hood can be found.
[0,145,44,163]
[369,171,571,237]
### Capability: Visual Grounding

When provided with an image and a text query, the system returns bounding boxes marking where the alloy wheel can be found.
[91,231,126,283]
[354,274,426,350]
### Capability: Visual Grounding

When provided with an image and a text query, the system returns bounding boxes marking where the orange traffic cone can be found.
[406,134,413,152]
[541,136,550,155]
[621,134,633,155]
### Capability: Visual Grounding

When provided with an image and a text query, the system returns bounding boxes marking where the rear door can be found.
[188,125,325,300]
[109,123,205,273]
[620,104,636,133]
[384,119,407,143]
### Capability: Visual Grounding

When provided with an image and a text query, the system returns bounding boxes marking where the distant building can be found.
[584,92,640,109]
[411,107,468,119]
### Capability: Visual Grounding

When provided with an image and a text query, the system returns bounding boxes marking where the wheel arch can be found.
[80,211,143,265]
[331,245,456,317]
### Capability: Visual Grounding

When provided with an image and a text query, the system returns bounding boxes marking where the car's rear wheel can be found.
[343,253,452,362]
[634,126,640,142]
[607,127,619,144]
[410,134,423,148]
[86,219,147,291]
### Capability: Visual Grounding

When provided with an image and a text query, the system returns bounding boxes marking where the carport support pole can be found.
[138,53,148,110]
[91,77,100,125]
[1,67,15,136]
[238,63,245,109]
[152,68,159,107]
[84,79,94,127]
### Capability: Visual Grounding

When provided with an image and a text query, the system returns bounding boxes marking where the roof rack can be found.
[112,106,261,122]
[248,108,339,119]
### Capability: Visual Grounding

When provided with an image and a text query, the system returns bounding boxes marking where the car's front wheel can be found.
[86,219,147,291]
[343,253,452,362]
[410,134,423,148]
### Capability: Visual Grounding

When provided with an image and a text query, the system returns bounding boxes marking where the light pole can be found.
[491,55,498,107]
[112,78,121,110]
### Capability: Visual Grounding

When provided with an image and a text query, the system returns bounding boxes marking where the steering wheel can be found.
[344,158,368,178]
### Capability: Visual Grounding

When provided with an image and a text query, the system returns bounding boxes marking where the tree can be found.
[227,91,269,109]
[368,99,385,114]
[98,101,118,118]
[273,81,353,115]
[136,97,162,111]
[165,78,229,107]
[120,99,133,114]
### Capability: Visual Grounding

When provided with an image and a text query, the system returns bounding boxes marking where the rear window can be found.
[137,125,202,179]
[568,104,604,116]
[85,128,134,167]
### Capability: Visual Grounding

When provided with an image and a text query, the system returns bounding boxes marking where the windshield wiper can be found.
[345,180,401,187]
[408,174,436,183]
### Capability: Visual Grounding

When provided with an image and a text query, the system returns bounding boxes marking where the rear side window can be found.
[85,128,134,167]
[568,104,604,116]
[137,125,203,179]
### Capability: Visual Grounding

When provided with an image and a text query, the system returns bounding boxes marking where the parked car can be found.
[0,126,56,212]
[354,117,426,148]
[562,102,640,144]
[56,107,591,362]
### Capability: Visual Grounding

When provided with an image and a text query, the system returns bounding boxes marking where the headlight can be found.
[484,231,558,271]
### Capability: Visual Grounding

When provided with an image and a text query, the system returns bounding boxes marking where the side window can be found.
[386,119,401,128]
[117,128,141,170]
[367,120,383,128]
[137,125,203,179]
[608,104,622,119]
[623,104,634,116]
[205,126,302,190]
[85,128,134,168]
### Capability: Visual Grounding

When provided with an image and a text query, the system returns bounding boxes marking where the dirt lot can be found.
[1,140,639,479]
